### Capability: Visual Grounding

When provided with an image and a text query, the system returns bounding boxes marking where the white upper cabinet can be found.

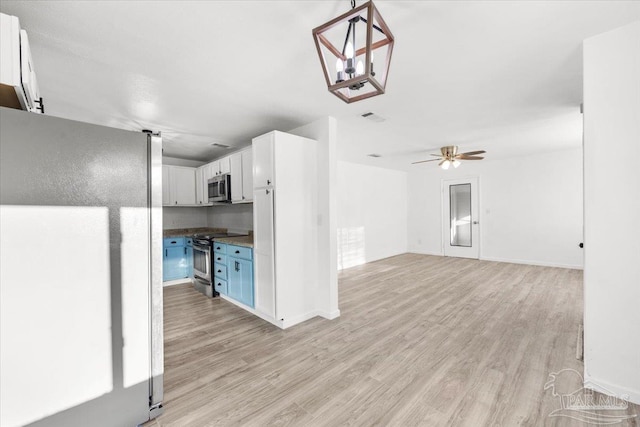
[229,152,243,203]
[253,133,274,189]
[195,166,207,205]
[219,156,230,175]
[162,165,171,205]
[228,147,254,203]
[163,165,196,206]
[0,13,42,113]
[241,148,253,202]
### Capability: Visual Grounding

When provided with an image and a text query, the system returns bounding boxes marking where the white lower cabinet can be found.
[252,131,318,328]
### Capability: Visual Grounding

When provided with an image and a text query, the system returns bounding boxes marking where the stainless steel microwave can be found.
[208,174,231,203]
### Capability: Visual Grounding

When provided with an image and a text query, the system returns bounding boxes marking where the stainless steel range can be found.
[192,232,248,297]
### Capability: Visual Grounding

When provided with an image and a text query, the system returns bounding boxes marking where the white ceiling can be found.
[2,1,639,170]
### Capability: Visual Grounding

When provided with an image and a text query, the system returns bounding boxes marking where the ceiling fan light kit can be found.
[312,0,394,103]
[412,146,486,169]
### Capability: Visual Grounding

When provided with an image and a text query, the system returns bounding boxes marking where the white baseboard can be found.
[408,250,443,256]
[584,373,640,405]
[408,251,583,270]
[318,309,341,320]
[219,296,339,329]
[281,311,321,329]
[479,256,583,270]
[163,278,192,287]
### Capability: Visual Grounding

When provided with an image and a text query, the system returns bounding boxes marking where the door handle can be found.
[473,221,479,225]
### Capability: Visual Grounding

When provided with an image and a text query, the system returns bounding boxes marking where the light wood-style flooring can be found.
[148,254,639,426]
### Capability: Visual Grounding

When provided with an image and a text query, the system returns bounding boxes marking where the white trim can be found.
[318,309,341,320]
[479,255,583,270]
[408,250,444,257]
[584,373,640,405]
[162,278,192,287]
[220,294,328,329]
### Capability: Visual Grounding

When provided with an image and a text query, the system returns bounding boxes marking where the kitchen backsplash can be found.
[163,207,208,229]
[163,204,253,231]
[206,204,253,231]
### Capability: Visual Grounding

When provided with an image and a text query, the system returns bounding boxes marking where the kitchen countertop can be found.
[213,235,254,248]
[163,227,226,237]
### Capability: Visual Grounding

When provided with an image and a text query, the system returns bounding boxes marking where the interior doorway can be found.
[442,177,480,259]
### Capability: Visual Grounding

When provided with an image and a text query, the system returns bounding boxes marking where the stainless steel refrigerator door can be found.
[0,107,158,427]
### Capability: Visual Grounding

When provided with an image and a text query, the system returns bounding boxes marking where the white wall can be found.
[206,204,253,232]
[289,117,339,319]
[162,156,205,168]
[407,148,584,269]
[337,161,408,269]
[583,21,640,404]
[162,207,207,229]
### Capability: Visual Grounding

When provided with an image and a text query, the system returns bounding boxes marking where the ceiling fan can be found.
[412,146,486,169]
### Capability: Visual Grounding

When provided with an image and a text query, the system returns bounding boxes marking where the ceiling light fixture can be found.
[312,0,395,103]
[412,146,487,169]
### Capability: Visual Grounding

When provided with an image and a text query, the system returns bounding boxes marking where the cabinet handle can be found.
[184,247,187,255]
[171,241,177,244]
[235,261,239,272]
[165,249,167,257]
[217,257,221,261]
[217,269,222,273]
[235,250,240,254]
[175,201,177,205]
[267,179,271,185]
[266,189,270,195]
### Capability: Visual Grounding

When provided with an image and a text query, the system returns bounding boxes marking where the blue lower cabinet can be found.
[186,246,193,278]
[163,236,189,281]
[214,278,228,295]
[227,256,254,308]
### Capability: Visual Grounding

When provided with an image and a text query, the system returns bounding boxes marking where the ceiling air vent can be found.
[211,143,230,149]
[367,153,382,158]
[361,112,386,123]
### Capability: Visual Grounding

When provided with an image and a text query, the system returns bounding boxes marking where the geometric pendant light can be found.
[312,1,395,103]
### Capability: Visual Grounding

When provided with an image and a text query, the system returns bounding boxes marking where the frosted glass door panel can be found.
[450,184,472,247]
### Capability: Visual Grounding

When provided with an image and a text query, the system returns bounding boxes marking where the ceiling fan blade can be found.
[458,150,486,156]
[411,158,441,164]
[457,155,484,160]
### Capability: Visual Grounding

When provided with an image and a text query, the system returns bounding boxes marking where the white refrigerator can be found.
[0,107,163,427]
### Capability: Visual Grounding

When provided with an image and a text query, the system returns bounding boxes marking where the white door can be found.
[442,177,479,259]
[253,187,276,318]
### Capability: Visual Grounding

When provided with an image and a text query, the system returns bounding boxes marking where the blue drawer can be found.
[214,262,227,279]
[164,237,185,247]
[228,245,252,260]
[213,242,227,254]
[214,278,227,295]
[214,253,227,265]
